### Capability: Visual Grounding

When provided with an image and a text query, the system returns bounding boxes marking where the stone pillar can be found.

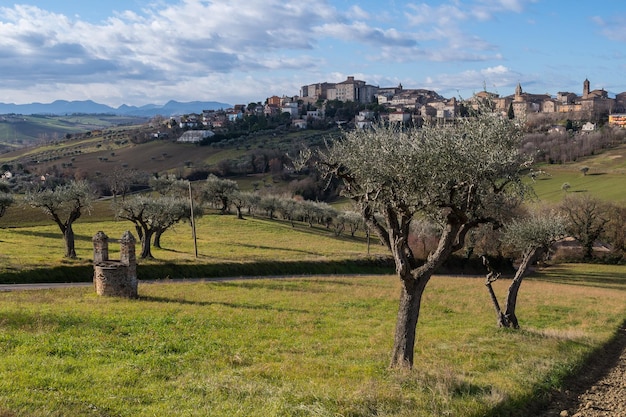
[119,231,138,298]
[92,231,109,264]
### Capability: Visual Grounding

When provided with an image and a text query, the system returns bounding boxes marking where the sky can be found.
[1,0,626,108]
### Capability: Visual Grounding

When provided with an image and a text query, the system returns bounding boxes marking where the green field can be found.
[0,126,625,416]
[0,204,390,283]
[0,114,145,149]
[0,265,625,416]
[529,144,626,203]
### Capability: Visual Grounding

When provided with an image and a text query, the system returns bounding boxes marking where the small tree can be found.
[0,189,14,219]
[25,180,94,258]
[259,195,280,219]
[344,211,365,237]
[580,166,590,176]
[203,174,239,214]
[560,195,609,260]
[483,210,567,328]
[277,197,299,227]
[318,112,529,368]
[229,190,249,220]
[116,195,196,258]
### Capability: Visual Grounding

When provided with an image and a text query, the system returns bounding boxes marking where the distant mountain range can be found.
[0,99,233,117]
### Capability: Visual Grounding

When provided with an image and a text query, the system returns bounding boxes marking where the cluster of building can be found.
[171,76,626,141]
[299,76,626,126]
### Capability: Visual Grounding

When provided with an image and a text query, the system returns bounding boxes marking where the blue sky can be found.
[0,0,625,107]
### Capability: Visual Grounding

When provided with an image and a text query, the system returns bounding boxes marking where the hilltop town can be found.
[189,76,626,137]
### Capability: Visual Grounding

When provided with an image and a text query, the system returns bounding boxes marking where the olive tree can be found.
[24,180,94,258]
[149,174,189,197]
[203,174,239,214]
[0,184,15,217]
[116,195,196,258]
[483,210,567,328]
[318,113,529,368]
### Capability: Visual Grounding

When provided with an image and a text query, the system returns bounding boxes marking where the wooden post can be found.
[189,182,198,258]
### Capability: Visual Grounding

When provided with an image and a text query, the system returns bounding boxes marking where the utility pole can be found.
[189,182,198,258]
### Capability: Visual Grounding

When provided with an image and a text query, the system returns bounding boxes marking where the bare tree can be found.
[107,168,132,201]
[319,112,530,368]
[560,195,609,260]
[483,210,567,328]
[24,180,94,258]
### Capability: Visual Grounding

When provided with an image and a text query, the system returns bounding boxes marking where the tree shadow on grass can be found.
[10,229,93,242]
[530,268,626,289]
[138,294,309,314]
[482,319,626,417]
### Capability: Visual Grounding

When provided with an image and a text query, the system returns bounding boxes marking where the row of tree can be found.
[0,173,362,261]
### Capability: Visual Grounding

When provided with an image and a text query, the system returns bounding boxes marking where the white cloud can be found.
[592,14,626,42]
[347,5,370,20]
[0,0,544,106]
[422,65,521,96]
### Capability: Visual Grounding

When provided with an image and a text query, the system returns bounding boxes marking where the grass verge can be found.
[0,265,625,416]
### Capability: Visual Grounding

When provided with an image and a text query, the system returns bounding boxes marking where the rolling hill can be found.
[0,117,624,205]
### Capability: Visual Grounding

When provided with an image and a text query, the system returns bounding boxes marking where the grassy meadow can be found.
[0,133,625,415]
[0,266,625,416]
[0,202,390,284]
[529,143,626,203]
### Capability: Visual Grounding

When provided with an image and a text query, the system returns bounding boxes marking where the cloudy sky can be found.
[1,0,625,107]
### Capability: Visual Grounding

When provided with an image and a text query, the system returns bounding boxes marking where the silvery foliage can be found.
[117,195,191,230]
[320,112,532,229]
[503,210,567,254]
[25,180,93,218]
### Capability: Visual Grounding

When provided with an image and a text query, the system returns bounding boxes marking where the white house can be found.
[177,130,215,143]
[281,102,299,118]
[581,122,596,132]
[388,111,411,124]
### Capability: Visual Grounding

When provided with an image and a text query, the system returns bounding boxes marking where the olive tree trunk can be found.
[390,277,429,367]
[63,224,77,259]
[503,246,543,329]
[388,216,464,368]
[140,229,154,259]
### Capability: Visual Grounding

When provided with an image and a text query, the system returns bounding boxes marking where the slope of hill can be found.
[1,119,624,205]
[529,144,626,203]
[0,114,148,150]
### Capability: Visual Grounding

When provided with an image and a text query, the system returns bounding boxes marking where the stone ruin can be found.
[92,230,138,298]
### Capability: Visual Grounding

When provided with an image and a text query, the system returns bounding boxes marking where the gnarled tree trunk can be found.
[503,246,543,329]
[387,214,465,368]
[390,277,429,367]
[63,224,77,259]
[140,229,154,259]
